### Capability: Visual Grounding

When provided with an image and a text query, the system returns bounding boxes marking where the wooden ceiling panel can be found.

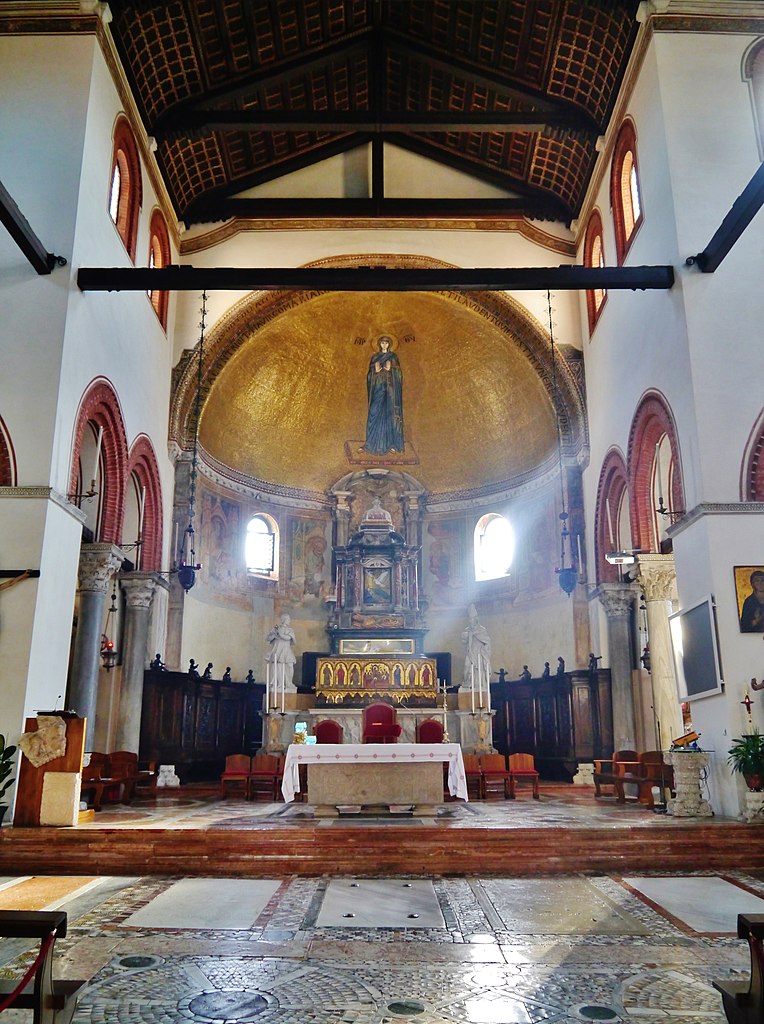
[108,0,639,224]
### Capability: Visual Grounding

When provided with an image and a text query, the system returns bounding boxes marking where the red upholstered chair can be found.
[362,702,402,743]
[416,718,444,743]
[508,752,540,799]
[314,719,344,744]
[462,754,483,800]
[248,753,282,801]
[480,753,513,800]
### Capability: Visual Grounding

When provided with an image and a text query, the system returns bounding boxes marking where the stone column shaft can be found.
[115,574,166,753]
[636,554,683,751]
[68,544,124,749]
[597,583,637,750]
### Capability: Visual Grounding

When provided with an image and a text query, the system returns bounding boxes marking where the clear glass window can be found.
[474,514,514,581]
[246,515,276,574]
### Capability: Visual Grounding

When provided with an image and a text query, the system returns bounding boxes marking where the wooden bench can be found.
[714,913,764,1023]
[593,749,639,800]
[618,750,675,807]
[79,763,132,812]
[0,910,87,1024]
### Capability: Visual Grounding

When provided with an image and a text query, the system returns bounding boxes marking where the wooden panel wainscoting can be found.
[139,671,264,782]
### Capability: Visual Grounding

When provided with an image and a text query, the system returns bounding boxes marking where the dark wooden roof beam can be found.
[0,179,66,275]
[687,162,764,273]
[182,197,564,224]
[78,264,675,293]
[160,109,586,138]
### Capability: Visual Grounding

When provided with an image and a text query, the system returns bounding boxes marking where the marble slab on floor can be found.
[315,879,445,928]
[623,874,764,933]
[480,878,650,935]
[121,878,281,930]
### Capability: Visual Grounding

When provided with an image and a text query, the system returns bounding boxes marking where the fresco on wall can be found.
[425,519,466,608]
[200,492,249,606]
[288,517,330,605]
[344,333,419,467]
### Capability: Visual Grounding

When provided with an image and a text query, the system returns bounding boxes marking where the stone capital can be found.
[77,544,125,593]
[120,575,157,610]
[596,582,637,619]
[635,553,677,603]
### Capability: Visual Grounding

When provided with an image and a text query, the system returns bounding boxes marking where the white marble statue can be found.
[462,603,492,699]
[265,613,297,708]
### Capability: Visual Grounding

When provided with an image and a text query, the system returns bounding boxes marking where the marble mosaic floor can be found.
[0,869,759,1023]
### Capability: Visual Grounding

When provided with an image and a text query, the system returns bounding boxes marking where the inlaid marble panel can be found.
[316,879,445,928]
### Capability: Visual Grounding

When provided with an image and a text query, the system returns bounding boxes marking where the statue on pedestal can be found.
[461,604,492,689]
[265,613,297,709]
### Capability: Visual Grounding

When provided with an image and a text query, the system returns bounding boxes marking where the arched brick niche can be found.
[583,208,607,335]
[0,415,16,486]
[627,391,684,553]
[70,379,129,544]
[742,407,764,500]
[109,115,142,263]
[594,448,629,583]
[127,435,163,570]
[610,117,643,265]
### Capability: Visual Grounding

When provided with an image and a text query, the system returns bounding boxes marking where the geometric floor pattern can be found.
[0,871,755,1023]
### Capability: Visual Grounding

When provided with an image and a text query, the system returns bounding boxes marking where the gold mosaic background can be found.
[200,291,557,494]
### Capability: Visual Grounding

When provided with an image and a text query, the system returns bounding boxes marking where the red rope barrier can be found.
[0,928,57,1014]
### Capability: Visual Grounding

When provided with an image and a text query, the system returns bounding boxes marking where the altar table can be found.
[281,743,468,809]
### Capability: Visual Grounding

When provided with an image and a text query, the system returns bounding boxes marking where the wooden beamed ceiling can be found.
[108,1,641,227]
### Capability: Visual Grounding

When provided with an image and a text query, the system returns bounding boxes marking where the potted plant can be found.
[728,729,764,791]
[0,734,16,824]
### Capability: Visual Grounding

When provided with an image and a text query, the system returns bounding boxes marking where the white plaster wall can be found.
[654,31,764,504]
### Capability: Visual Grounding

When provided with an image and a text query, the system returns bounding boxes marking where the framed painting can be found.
[734,565,764,632]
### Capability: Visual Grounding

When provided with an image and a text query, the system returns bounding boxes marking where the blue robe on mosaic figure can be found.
[363,336,404,454]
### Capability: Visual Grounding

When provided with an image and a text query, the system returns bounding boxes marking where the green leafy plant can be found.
[0,734,16,803]
[728,729,764,788]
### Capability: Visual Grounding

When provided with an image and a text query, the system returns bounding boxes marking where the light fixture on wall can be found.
[546,290,578,597]
[100,586,118,670]
[176,292,206,593]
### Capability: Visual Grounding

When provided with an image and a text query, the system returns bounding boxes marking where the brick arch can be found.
[742,406,764,500]
[147,208,171,329]
[110,115,142,262]
[0,414,17,486]
[583,208,607,335]
[70,379,129,544]
[127,435,163,570]
[627,391,684,553]
[594,448,629,583]
[610,117,643,265]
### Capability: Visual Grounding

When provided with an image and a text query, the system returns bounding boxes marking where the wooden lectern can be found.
[13,714,86,827]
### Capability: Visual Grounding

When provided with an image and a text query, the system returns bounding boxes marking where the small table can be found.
[282,743,468,816]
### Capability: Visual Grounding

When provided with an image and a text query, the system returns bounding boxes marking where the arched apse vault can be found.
[170,254,588,502]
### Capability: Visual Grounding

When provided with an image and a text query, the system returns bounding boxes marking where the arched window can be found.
[108,116,142,262]
[147,209,171,329]
[583,209,607,334]
[743,38,764,160]
[246,514,278,578]
[610,119,643,264]
[474,513,514,582]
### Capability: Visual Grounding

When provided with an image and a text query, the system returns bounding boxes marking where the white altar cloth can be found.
[281,743,468,802]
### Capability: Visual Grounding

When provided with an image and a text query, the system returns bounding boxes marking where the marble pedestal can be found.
[307,761,443,817]
[666,750,713,818]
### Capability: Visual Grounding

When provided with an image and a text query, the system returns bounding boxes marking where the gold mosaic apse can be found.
[199,292,557,495]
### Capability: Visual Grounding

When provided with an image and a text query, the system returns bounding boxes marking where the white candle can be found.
[173,520,179,562]
[265,661,270,711]
[91,425,103,487]
[471,664,475,713]
[605,498,615,548]
[137,486,146,541]
[655,442,664,505]
[577,533,583,572]
[281,666,285,714]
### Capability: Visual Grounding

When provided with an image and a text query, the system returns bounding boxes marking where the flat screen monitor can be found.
[669,594,724,701]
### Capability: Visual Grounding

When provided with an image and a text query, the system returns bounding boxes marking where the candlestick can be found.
[91,425,103,488]
[137,486,146,545]
[605,497,615,548]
